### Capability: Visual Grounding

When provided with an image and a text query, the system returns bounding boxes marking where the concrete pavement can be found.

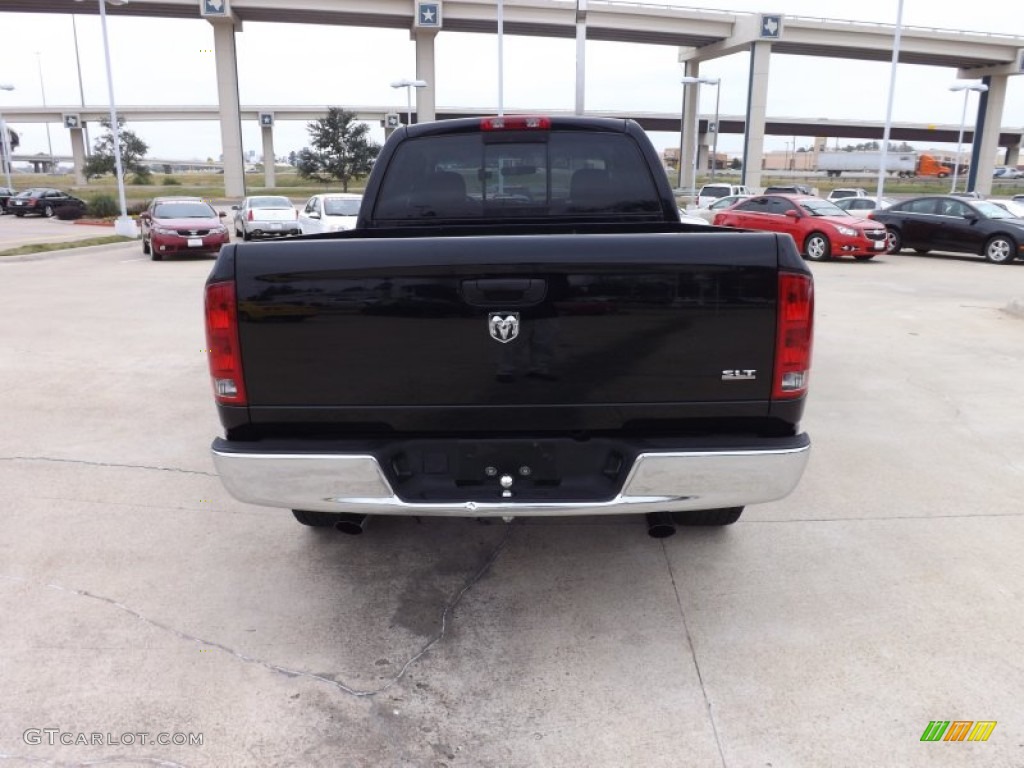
[0,212,124,252]
[0,244,1022,766]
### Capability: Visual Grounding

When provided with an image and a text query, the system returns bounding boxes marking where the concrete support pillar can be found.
[69,126,86,186]
[575,1,587,115]
[1007,142,1020,168]
[210,20,245,198]
[261,125,275,188]
[679,60,699,193]
[741,41,772,190]
[968,74,1006,195]
[697,133,709,172]
[414,31,437,123]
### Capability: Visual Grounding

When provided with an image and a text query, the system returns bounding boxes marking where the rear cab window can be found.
[372,131,663,224]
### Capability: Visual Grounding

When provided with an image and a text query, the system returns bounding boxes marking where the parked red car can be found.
[713,194,888,261]
[139,197,230,261]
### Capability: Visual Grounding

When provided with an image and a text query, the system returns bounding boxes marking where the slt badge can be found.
[489,312,520,343]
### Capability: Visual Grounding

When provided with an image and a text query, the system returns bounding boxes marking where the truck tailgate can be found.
[230,231,788,431]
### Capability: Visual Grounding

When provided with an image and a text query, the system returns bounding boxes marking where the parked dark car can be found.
[0,186,16,213]
[138,197,229,261]
[870,195,1024,264]
[7,188,86,218]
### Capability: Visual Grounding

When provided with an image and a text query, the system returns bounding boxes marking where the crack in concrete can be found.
[0,755,189,768]
[0,456,216,478]
[661,543,728,768]
[0,524,512,699]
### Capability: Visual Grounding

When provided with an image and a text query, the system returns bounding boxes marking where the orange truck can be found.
[818,151,951,178]
[916,154,953,177]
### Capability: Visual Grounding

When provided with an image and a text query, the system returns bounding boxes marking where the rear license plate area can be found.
[382,438,632,503]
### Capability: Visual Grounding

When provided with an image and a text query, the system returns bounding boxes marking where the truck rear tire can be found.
[671,507,743,526]
[292,509,342,527]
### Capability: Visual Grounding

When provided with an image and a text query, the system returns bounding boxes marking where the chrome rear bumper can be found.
[211,437,810,517]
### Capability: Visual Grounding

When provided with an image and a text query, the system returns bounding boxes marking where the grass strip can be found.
[0,235,134,259]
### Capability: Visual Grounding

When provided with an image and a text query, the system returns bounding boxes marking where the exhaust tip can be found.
[646,512,676,539]
[334,514,368,535]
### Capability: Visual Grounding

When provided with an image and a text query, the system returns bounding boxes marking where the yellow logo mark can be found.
[967,721,997,742]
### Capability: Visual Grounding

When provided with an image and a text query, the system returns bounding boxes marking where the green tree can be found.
[296,108,380,192]
[83,117,149,182]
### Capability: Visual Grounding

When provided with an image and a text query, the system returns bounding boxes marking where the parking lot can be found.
[1,216,1023,767]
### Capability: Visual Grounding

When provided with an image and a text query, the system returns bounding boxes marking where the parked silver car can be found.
[232,196,300,240]
[833,196,896,218]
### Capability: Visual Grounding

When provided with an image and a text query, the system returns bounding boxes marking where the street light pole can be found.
[390,79,429,126]
[0,84,14,190]
[94,0,137,237]
[71,15,91,152]
[710,79,721,182]
[875,0,904,201]
[35,53,55,172]
[680,76,719,198]
[497,0,504,116]
[949,81,988,194]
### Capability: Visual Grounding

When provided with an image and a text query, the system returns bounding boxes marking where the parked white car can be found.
[832,196,896,218]
[298,193,363,234]
[990,199,1024,218]
[677,208,711,226]
[232,196,300,240]
[827,187,868,201]
[696,183,755,208]
[690,194,753,223]
[993,167,1023,179]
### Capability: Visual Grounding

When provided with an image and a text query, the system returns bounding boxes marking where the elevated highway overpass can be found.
[6,0,1024,193]
[4,102,1023,186]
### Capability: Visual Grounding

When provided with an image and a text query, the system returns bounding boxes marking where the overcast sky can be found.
[1,0,1022,162]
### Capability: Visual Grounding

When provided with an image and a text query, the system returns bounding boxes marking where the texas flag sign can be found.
[415,2,442,29]
[760,14,783,39]
[201,0,229,17]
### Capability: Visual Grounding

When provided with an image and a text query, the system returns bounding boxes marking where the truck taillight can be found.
[773,272,814,400]
[481,116,551,131]
[205,280,247,406]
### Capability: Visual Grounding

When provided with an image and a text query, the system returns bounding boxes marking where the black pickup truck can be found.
[205,116,813,537]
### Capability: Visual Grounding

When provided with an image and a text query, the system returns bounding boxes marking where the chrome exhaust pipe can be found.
[334,513,368,535]
[645,511,676,539]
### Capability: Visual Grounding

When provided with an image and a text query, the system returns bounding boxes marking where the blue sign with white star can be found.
[416,2,441,28]
[201,0,228,16]
[760,14,783,39]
